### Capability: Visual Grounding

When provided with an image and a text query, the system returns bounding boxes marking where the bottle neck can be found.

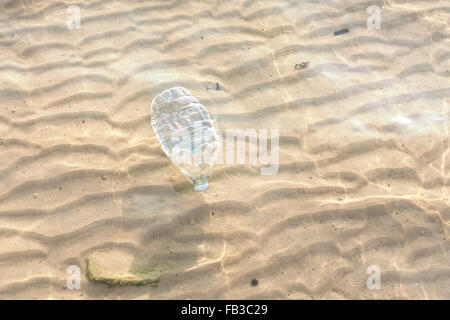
[193,177,209,191]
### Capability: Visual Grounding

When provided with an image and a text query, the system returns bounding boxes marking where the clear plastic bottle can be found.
[151,87,220,191]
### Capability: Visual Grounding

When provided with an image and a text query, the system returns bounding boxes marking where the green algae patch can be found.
[86,249,167,287]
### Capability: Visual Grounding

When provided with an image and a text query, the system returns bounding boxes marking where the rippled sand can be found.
[0,0,449,299]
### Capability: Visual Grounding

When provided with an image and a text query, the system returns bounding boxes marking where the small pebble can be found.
[251,278,259,287]
[334,28,349,36]
[295,61,310,70]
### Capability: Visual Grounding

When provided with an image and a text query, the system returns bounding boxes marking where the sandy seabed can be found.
[0,0,449,299]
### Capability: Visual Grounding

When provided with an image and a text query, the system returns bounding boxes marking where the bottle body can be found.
[151,87,220,191]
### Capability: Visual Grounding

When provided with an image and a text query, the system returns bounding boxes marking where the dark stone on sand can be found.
[334,28,349,36]
[251,278,259,287]
[295,61,310,70]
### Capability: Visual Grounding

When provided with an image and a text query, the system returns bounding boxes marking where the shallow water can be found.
[0,0,449,299]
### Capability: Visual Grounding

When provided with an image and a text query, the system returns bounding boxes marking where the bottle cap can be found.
[193,177,209,191]
[194,182,209,191]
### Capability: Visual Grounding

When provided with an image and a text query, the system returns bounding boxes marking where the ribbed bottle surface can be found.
[151,87,220,191]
